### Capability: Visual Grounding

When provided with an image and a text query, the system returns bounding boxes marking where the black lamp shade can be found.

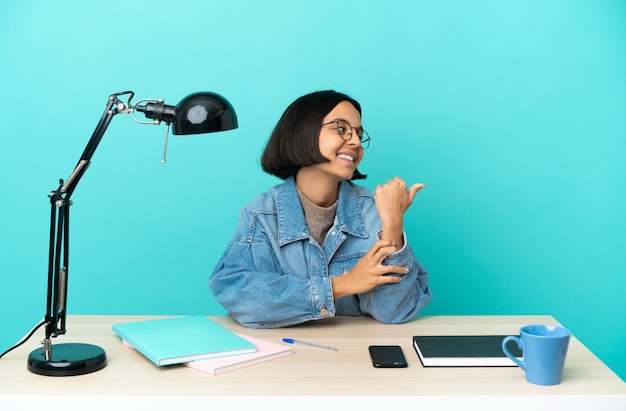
[173,92,238,135]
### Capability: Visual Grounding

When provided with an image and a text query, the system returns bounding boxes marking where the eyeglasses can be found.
[321,120,371,149]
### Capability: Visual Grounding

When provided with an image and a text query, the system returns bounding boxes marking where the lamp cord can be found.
[0,319,46,360]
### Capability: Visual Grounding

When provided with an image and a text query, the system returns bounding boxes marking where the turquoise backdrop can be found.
[1,1,624,381]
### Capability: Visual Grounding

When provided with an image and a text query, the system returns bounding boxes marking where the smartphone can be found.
[369,345,408,368]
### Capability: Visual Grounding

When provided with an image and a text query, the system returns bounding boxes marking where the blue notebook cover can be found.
[112,316,257,366]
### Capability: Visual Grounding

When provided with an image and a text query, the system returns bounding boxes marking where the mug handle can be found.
[502,336,525,370]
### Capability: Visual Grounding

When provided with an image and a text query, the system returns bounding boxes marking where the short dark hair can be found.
[261,90,367,180]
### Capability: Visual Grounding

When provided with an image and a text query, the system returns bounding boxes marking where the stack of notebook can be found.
[112,315,292,375]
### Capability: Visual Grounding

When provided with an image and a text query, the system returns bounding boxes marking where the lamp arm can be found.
[62,91,133,199]
[42,92,133,352]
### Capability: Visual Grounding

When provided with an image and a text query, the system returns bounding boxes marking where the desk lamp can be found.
[25,90,238,376]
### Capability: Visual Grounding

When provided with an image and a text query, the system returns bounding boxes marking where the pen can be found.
[282,338,338,351]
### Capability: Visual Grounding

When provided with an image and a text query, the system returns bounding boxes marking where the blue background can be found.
[1,0,624,382]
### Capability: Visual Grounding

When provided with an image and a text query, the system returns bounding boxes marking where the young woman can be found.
[209,90,432,328]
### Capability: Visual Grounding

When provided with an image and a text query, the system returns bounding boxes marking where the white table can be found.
[1,315,624,409]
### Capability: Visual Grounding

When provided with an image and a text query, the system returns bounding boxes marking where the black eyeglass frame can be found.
[321,120,371,149]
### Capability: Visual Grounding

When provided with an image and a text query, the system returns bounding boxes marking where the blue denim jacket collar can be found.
[277,177,368,246]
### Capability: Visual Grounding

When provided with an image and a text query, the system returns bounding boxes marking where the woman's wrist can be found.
[380,224,404,248]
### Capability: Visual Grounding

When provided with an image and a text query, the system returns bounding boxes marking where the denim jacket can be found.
[209,176,432,328]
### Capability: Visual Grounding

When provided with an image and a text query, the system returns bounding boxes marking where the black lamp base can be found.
[27,343,107,376]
